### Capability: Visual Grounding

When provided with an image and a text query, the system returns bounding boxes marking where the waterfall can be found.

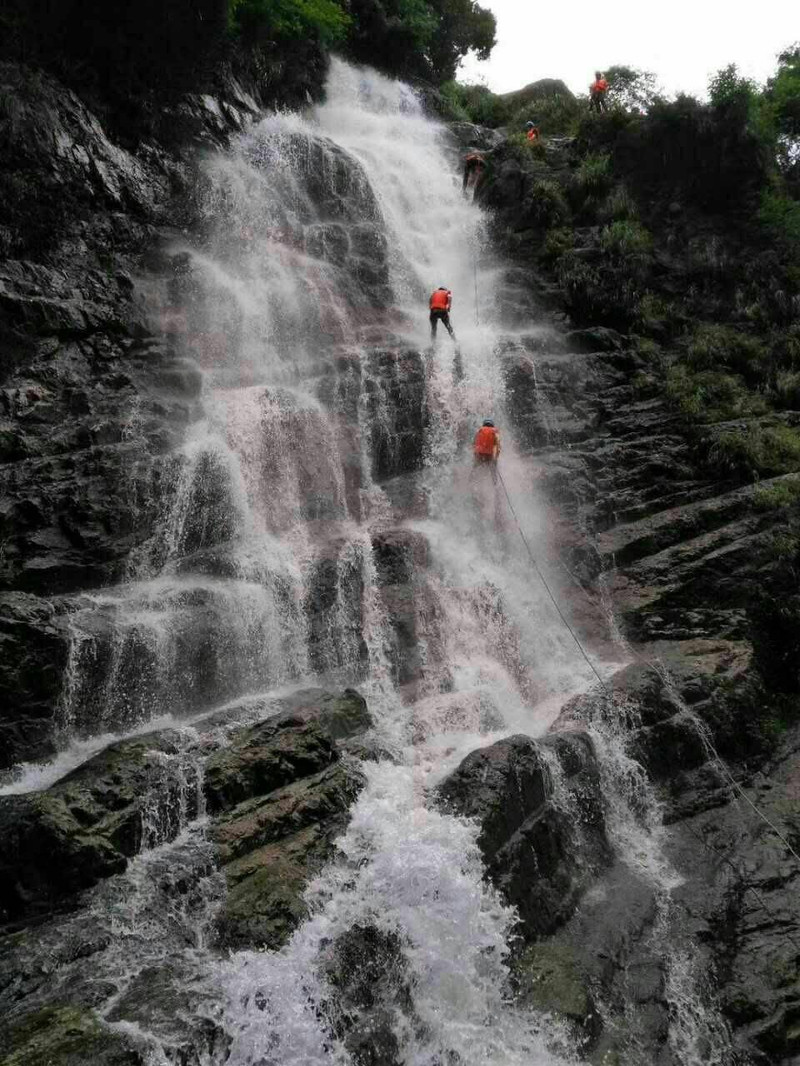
[2,55,736,1066]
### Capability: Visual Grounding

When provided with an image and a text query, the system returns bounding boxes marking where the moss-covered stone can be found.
[513,942,592,1023]
[203,688,371,813]
[0,730,198,924]
[206,690,373,950]
[0,1005,141,1066]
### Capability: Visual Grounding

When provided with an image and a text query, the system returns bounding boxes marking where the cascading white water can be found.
[5,54,733,1066]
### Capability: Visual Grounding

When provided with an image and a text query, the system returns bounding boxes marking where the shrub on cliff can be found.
[526,180,570,229]
[705,424,800,481]
[600,219,652,257]
[686,324,768,382]
[440,80,509,126]
[666,365,767,423]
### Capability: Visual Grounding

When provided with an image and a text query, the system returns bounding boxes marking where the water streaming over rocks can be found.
[0,59,740,1066]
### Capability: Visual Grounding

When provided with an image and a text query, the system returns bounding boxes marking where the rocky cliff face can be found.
[473,133,800,1063]
[1,55,799,1066]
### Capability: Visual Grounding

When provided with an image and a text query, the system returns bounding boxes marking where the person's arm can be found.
[447,292,453,311]
[493,432,501,459]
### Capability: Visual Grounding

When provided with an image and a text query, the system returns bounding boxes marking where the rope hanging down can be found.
[473,254,480,327]
[496,468,609,693]
[497,467,800,887]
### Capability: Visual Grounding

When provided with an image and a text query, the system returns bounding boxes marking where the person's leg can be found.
[443,313,455,339]
[430,311,438,340]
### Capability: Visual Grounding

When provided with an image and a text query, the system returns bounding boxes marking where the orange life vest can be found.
[474,426,498,456]
[591,78,608,94]
[430,289,451,312]
[527,127,539,141]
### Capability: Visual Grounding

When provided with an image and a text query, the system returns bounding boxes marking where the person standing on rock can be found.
[589,71,609,113]
[525,121,540,144]
[429,287,456,343]
[473,419,501,481]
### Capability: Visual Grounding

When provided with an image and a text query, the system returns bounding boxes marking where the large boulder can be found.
[203,688,375,950]
[203,688,371,812]
[0,1005,143,1066]
[0,729,200,925]
[438,732,611,938]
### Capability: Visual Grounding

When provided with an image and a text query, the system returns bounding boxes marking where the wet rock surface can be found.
[0,730,200,925]
[438,732,611,938]
[0,61,255,767]
[203,688,374,950]
[0,687,375,1061]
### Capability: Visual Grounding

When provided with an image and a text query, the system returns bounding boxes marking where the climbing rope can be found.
[496,468,610,694]
[473,251,480,327]
[496,465,800,878]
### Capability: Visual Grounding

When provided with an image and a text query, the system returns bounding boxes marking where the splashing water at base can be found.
[4,56,683,1066]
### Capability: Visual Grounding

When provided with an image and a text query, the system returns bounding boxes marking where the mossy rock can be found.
[513,941,592,1023]
[0,1006,141,1066]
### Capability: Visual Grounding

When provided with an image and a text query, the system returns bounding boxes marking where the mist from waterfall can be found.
[0,54,732,1066]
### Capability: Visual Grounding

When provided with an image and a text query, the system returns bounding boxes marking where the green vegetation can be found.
[573,153,613,198]
[600,219,652,257]
[753,478,800,510]
[666,366,767,423]
[604,65,662,113]
[527,180,570,228]
[1,0,497,97]
[230,0,351,45]
[706,424,800,480]
[543,227,575,261]
[440,79,506,125]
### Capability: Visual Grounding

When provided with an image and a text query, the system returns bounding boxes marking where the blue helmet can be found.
[483,419,495,427]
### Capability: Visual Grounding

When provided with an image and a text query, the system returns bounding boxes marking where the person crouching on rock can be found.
[429,287,456,343]
[463,150,486,193]
[525,121,540,144]
[474,419,501,480]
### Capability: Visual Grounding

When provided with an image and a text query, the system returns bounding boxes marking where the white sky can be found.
[458,0,798,100]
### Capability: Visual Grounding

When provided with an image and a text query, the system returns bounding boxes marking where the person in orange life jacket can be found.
[429,287,455,342]
[525,121,540,143]
[590,71,609,113]
[474,419,501,475]
[463,150,486,192]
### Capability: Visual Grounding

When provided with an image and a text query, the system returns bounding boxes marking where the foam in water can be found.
[5,54,734,1066]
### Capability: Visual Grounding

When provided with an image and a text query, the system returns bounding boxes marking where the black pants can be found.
[590,93,607,113]
[430,309,455,340]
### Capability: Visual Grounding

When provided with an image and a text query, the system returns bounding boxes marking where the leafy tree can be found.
[604,65,662,113]
[708,63,759,112]
[767,44,800,137]
[346,0,437,77]
[346,0,494,82]
[425,0,496,82]
[765,44,800,186]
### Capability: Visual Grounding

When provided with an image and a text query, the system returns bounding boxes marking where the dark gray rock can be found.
[204,688,374,950]
[438,732,611,938]
[0,730,199,924]
[204,688,371,812]
[0,1005,143,1066]
[0,592,70,769]
[320,924,416,1066]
